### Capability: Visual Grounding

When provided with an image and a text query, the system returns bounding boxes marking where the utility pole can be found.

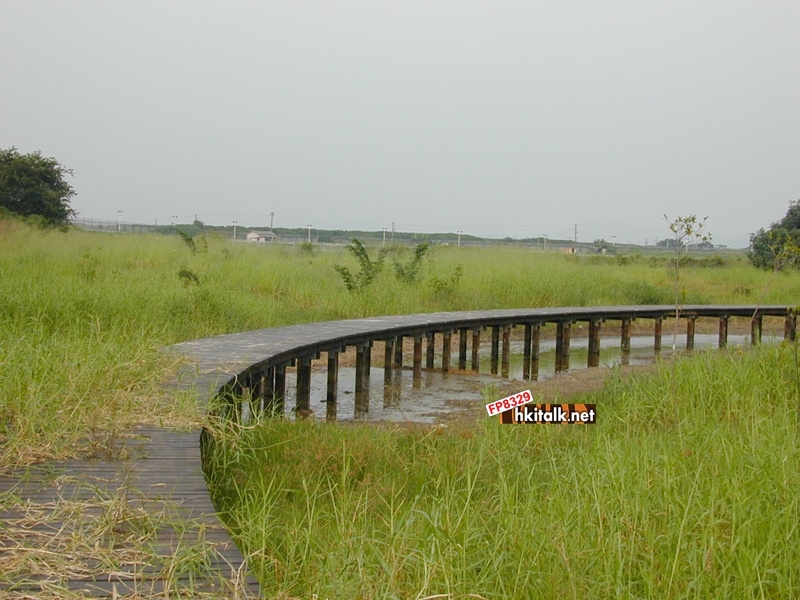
[117,210,122,232]
[270,212,274,231]
[382,227,386,245]
[391,222,395,243]
[233,220,238,240]
[457,230,462,247]
[574,224,578,243]
[307,224,312,244]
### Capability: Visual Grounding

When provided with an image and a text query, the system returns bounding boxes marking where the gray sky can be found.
[2,1,798,247]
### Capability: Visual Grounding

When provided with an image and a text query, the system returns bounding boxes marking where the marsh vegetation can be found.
[2,219,800,598]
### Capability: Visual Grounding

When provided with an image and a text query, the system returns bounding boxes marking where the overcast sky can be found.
[2,1,798,247]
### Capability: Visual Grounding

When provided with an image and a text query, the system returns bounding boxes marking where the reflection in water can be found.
[278,333,758,423]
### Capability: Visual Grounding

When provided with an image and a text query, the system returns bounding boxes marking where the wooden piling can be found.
[413,335,423,379]
[426,331,436,369]
[273,363,286,408]
[501,326,511,378]
[458,328,468,370]
[686,317,696,350]
[393,335,403,368]
[718,316,728,348]
[261,366,274,413]
[530,323,541,381]
[471,328,481,372]
[620,318,631,361]
[556,322,571,372]
[296,356,312,412]
[490,326,500,375]
[654,318,662,355]
[383,338,394,383]
[786,313,797,341]
[327,350,339,404]
[588,319,601,367]
[523,323,532,380]
[355,344,369,392]
[442,331,452,372]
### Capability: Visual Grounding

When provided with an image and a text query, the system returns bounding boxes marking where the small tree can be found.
[0,147,76,226]
[334,239,388,292]
[394,242,430,283]
[665,214,711,350]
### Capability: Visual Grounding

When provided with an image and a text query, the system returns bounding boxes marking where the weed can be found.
[333,239,388,291]
[178,268,201,286]
[393,241,430,284]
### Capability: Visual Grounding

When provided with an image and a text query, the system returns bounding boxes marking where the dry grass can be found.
[0,474,256,598]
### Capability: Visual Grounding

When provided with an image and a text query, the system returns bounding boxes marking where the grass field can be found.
[1,219,799,598]
[206,344,800,599]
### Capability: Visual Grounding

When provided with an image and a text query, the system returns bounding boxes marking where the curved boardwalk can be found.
[173,304,794,421]
[0,304,794,596]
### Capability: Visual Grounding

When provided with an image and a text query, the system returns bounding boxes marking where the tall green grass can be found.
[1,217,798,466]
[207,344,800,599]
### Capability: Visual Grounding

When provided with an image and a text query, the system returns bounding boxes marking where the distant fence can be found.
[70,218,160,234]
[69,218,730,253]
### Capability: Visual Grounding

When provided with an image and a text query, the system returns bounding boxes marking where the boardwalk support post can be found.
[413,335,423,380]
[458,328,468,370]
[786,313,797,342]
[471,328,481,372]
[327,349,340,405]
[620,318,631,363]
[718,316,729,348]
[273,363,287,409]
[530,323,541,381]
[491,326,500,375]
[501,326,511,378]
[384,338,394,383]
[654,318,662,355]
[556,322,571,372]
[296,356,312,413]
[588,319,602,368]
[442,331,452,372]
[355,343,371,393]
[523,323,532,380]
[260,366,275,413]
[686,317,696,350]
[426,331,436,369]
[393,336,403,368]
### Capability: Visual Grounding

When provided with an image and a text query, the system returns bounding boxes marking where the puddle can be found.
[267,333,766,423]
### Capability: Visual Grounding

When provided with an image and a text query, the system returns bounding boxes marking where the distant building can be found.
[246,231,277,243]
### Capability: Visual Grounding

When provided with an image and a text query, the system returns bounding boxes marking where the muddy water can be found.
[275,333,763,423]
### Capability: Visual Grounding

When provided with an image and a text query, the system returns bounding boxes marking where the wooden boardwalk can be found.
[1,305,793,597]
[0,424,260,597]
[0,375,260,596]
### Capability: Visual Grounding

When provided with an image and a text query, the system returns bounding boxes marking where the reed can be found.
[207,344,800,599]
[1,218,797,466]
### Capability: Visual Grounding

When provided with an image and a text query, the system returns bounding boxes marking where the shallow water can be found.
[270,333,762,423]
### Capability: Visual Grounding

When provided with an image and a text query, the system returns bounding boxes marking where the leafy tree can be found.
[749,200,800,271]
[593,239,610,253]
[334,239,388,292]
[394,242,430,283]
[664,214,711,350]
[0,147,76,226]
